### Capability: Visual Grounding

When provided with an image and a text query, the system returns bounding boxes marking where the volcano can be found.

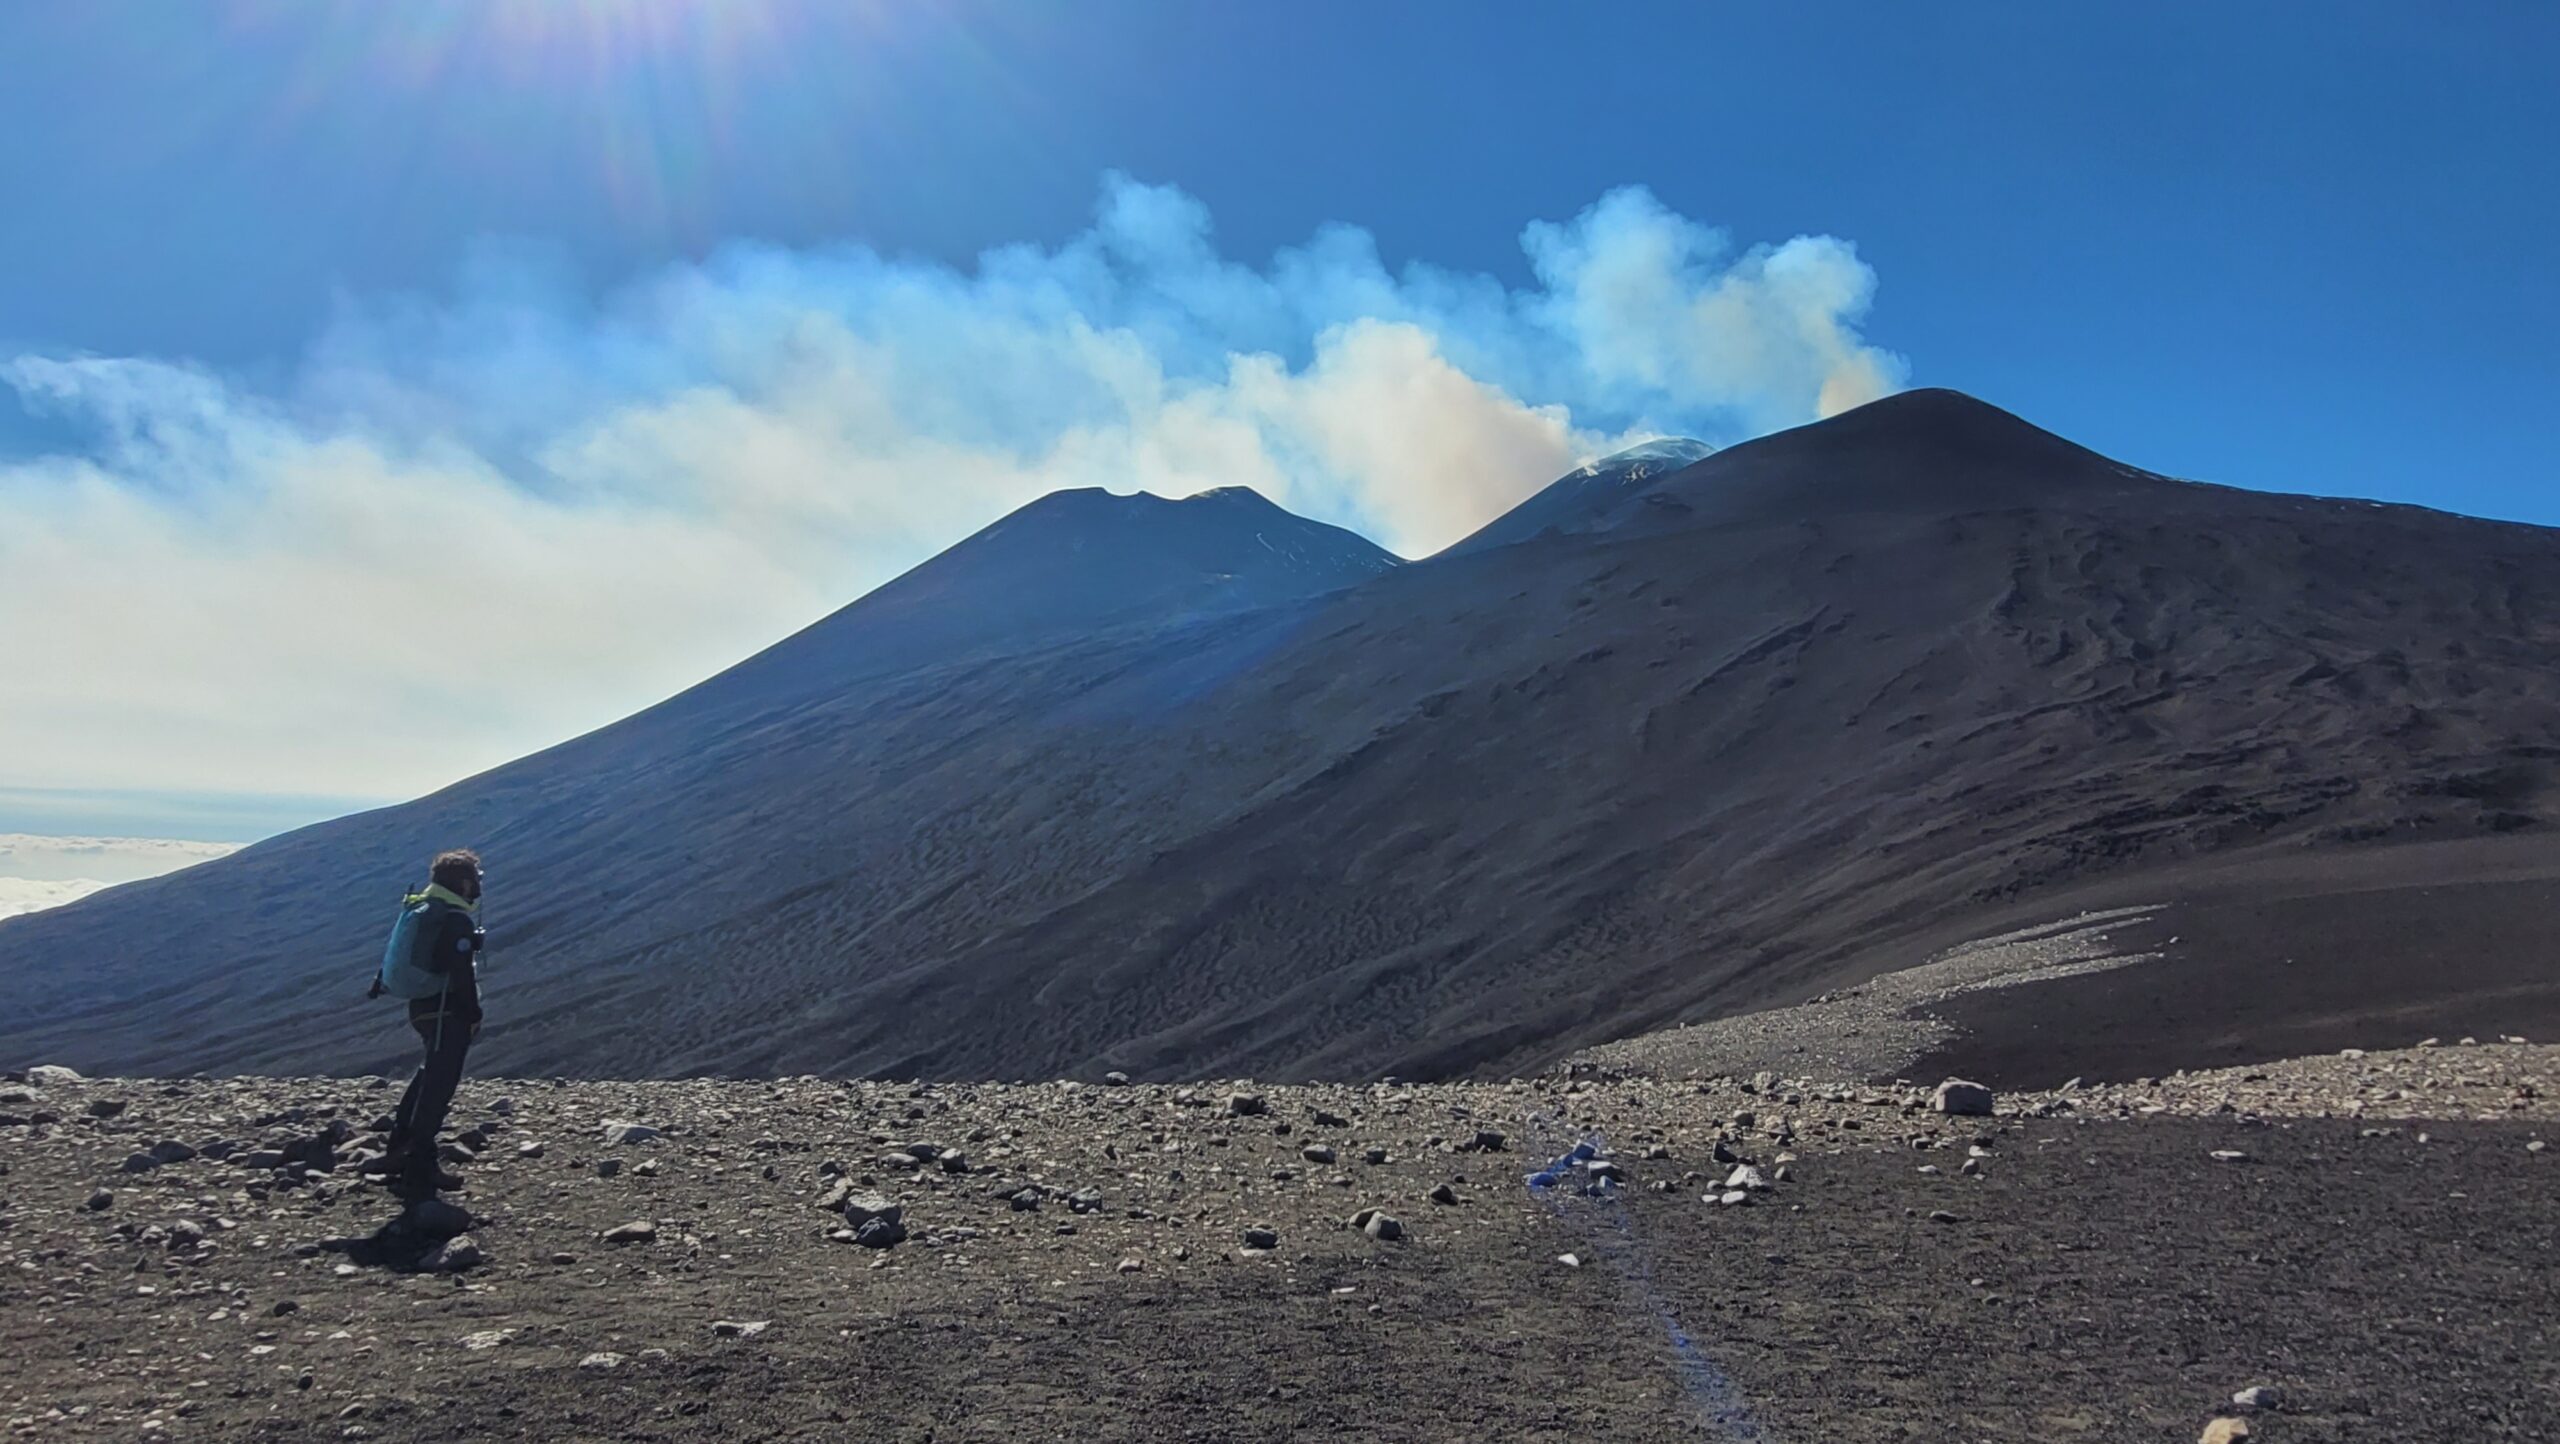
[7,389,2559,1082]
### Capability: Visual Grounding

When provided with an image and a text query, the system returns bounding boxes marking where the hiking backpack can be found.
[375,892,450,1001]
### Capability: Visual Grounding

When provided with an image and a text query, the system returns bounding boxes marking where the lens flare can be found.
[206,1,927,236]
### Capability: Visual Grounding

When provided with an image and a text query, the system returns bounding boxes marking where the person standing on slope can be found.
[366,848,486,1198]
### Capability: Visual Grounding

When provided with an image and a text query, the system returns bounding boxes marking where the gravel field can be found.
[3,1057,2552,1442]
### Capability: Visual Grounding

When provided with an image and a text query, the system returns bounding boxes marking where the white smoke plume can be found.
[0,175,1903,810]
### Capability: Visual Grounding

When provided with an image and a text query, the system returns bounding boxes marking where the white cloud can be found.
[0,834,241,920]
[0,879,104,922]
[0,176,1904,808]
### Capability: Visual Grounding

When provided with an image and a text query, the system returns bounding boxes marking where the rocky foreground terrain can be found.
[1,1044,2552,1442]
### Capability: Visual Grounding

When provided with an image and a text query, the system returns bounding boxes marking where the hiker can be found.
[365,848,486,1197]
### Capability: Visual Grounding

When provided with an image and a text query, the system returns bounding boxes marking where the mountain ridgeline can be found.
[8,389,2560,1082]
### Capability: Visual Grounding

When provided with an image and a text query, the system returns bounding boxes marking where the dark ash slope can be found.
[7,390,2560,1081]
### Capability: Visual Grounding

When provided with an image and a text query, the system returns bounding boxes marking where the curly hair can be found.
[429,849,483,891]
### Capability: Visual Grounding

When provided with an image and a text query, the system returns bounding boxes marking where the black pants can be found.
[390,1012,474,1186]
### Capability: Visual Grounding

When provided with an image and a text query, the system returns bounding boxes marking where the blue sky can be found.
[2,1,2555,845]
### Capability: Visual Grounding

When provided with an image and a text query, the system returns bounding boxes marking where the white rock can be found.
[421,1235,483,1273]
[2232,1385,2282,1411]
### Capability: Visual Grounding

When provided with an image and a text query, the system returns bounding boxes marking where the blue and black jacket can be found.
[405,884,485,1026]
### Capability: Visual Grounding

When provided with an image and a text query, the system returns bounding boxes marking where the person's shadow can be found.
[319,1197,476,1271]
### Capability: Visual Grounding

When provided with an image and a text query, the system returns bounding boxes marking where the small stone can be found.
[1428,1183,1460,1206]
[601,1220,656,1245]
[710,1319,769,1338]
[146,1138,198,1165]
[516,1141,544,1159]
[1556,1253,1582,1268]
[2200,1419,2249,1444]
[1468,1129,1508,1153]
[1722,1165,1770,1192]
[83,1189,113,1211]
[1361,1212,1404,1242]
[1225,1092,1267,1117]
[1928,1210,1960,1224]
[270,1300,300,1317]
[853,1216,907,1249]
[26,1065,84,1086]
[1717,1189,1750,1206]
[1312,1109,1349,1128]
[1117,1256,1144,1274]
[1959,1158,1984,1177]
[1103,1071,1131,1086]
[1240,1226,1279,1250]
[2232,1385,2282,1411]
[838,1191,901,1228]
[85,1098,126,1119]
[1364,1147,1390,1165]
[2528,1140,2547,1155]
[1931,1079,1994,1117]
[2209,1150,2251,1163]
[459,1330,513,1351]
[594,1158,623,1178]
[400,1198,473,1239]
[1301,1144,1336,1165]
[600,1121,660,1145]
[421,1235,483,1273]
[578,1352,624,1371]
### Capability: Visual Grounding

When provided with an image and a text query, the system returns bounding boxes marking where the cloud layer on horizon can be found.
[1,176,1904,811]
[0,834,242,921]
